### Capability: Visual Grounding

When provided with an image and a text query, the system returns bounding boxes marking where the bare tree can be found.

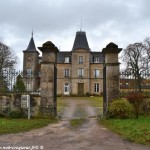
[122,42,148,91]
[0,41,17,92]
[0,41,16,72]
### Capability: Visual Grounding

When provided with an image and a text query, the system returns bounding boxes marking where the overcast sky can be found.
[0,0,150,69]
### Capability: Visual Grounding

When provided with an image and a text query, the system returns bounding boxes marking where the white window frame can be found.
[64,83,69,95]
[64,69,69,78]
[94,83,99,93]
[27,83,32,91]
[78,56,83,64]
[94,69,100,78]
[94,56,100,63]
[64,57,70,63]
[78,68,84,78]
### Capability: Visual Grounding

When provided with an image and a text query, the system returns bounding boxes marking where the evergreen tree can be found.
[13,74,26,93]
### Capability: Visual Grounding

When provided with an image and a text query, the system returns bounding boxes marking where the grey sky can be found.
[0,0,150,69]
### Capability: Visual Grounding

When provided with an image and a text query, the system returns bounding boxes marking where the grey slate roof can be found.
[56,51,104,64]
[72,31,90,51]
[26,36,37,51]
[90,52,104,63]
[57,52,72,63]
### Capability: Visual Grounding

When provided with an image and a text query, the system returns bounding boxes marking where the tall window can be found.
[78,68,84,77]
[94,83,99,92]
[94,56,100,63]
[78,56,83,64]
[64,57,70,63]
[27,83,32,91]
[64,69,69,77]
[27,69,32,77]
[94,69,99,78]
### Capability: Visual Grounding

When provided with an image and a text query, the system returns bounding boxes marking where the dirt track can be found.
[0,98,149,150]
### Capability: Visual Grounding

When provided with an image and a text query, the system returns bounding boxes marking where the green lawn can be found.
[100,116,150,145]
[57,96,103,107]
[87,96,103,107]
[0,118,57,134]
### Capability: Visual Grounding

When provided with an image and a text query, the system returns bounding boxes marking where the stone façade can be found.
[23,31,118,96]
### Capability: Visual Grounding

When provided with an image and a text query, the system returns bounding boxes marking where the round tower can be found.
[23,33,40,91]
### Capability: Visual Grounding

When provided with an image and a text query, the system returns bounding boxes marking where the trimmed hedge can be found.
[107,99,133,119]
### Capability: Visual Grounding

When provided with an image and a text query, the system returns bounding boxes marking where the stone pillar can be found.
[102,42,122,115]
[38,41,59,117]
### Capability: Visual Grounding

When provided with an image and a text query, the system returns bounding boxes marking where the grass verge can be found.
[100,116,150,145]
[70,118,86,128]
[57,96,103,107]
[0,118,57,134]
[88,96,103,107]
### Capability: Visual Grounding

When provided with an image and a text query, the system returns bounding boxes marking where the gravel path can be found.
[0,97,149,150]
[60,98,97,119]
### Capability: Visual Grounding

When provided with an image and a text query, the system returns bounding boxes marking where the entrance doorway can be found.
[64,83,69,95]
[78,83,84,95]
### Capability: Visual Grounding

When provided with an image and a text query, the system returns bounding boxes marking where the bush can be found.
[127,92,144,119]
[107,99,132,119]
[143,99,150,114]
[8,110,24,119]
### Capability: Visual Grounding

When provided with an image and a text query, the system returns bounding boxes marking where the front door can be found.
[78,83,84,95]
[64,83,69,95]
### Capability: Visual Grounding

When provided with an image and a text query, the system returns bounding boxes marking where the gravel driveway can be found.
[0,97,149,150]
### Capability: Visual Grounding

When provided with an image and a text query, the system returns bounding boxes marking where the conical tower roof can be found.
[72,31,90,51]
[26,33,36,51]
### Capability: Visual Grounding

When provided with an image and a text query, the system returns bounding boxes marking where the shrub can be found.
[8,110,24,119]
[107,99,132,119]
[127,92,144,119]
[143,99,150,114]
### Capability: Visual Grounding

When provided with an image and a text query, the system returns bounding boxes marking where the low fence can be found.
[0,70,40,95]
[1,69,150,97]
[120,71,150,97]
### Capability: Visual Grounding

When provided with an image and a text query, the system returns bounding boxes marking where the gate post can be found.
[38,41,59,117]
[102,43,122,115]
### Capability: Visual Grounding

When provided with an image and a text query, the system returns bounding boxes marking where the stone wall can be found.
[0,95,41,117]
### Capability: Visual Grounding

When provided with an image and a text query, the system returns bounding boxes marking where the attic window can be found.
[94,56,100,63]
[64,57,70,63]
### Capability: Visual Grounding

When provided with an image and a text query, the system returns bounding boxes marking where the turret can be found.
[23,33,39,91]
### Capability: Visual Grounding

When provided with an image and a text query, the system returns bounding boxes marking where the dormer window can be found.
[94,56,100,63]
[64,57,70,63]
